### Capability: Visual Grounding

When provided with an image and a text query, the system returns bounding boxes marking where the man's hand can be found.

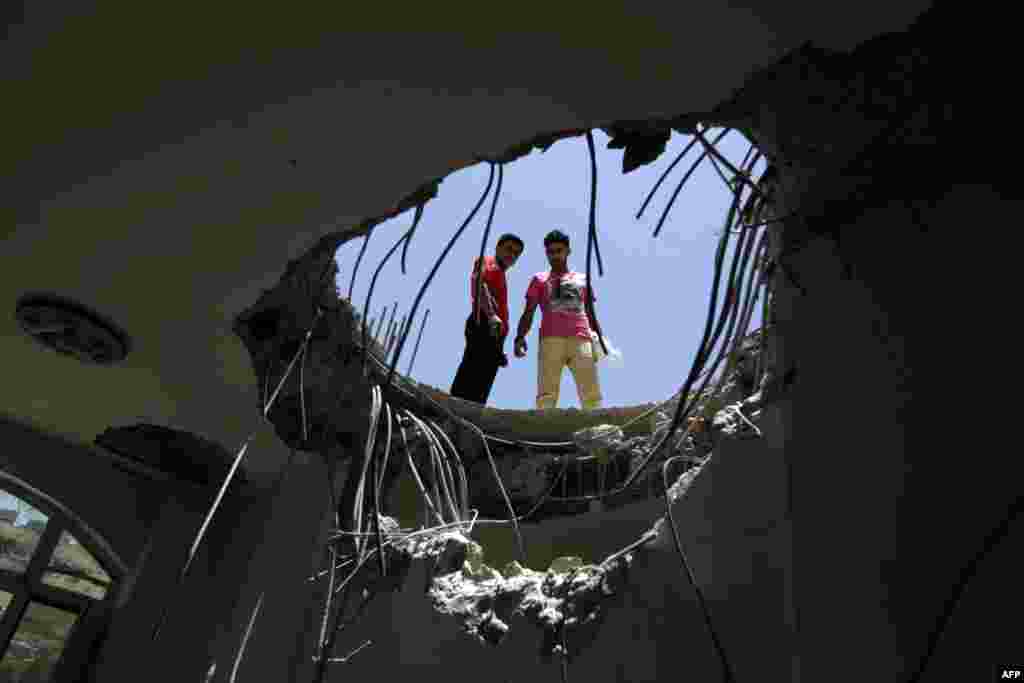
[514,335,528,358]
[488,316,502,339]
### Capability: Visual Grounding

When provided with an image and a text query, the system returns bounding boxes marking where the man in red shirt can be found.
[450,233,524,404]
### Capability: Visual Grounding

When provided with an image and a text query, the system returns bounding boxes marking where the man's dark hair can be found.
[496,233,524,251]
[543,230,570,248]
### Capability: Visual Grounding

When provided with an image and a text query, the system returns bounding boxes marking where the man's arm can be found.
[472,262,501,331]
[514,300,537,357]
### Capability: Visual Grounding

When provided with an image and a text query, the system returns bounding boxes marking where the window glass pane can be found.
[0,490,49,575]
[42,532,111,600]
[0,601,78,682]
[0,590,12,620]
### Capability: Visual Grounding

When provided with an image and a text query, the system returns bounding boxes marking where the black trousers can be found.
[450,314,506,405]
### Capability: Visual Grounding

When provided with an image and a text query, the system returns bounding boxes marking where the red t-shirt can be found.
[470,256,509,336]
[525,271,594,340]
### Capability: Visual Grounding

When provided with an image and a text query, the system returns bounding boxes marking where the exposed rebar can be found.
[652,128,731,238]
[405,309,430,376]
[347,227,375,301]
[385,163,496,387]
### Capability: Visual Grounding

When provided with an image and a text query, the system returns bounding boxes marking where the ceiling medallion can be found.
[16,293,130,365]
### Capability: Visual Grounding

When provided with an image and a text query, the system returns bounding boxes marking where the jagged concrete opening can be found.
[222,5,1008,681]
[232,134,772,555]
[226,40,783,680]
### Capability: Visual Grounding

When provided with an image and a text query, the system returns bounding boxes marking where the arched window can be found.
[0,475,122,683]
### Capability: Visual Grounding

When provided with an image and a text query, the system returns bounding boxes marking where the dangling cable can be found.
[351,386,383,574]
[474,162,504,327]
[694,128,767,202]
[404,410,459,523]
[398,415,444,526]
[652,128,731,238]
[376,403,394,508]
[347,227,375,301]
[400,204,425,275]
[151,305,325,642]
[662,455,735,683]
[227,592,264,683]
[636,135,702,220]
[363,212,422,371]
[316,451,344,669]
[386,163,496,387]
[405,309,430,377]
[584,131,605,277]
[906,495,1024,683]
[583,131,609,356]
[299,342,310,443]
[428,421,471,521]
[462,420,526,561]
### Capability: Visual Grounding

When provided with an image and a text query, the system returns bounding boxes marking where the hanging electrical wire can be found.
[635,134,703,220]
[651,128,731,238]
[362,211,427,372]
[349,385,384,574]
[428,421,471,521]
[583,131,609,356]
[385,163,497,387]
[152,301,327,642]
[313,397,384,683]
[906,495,1024,683]
[473,163,505,328]
[384,302,399,349]
[694,128,767,202]
[400,204,426,275]
[227,592,264,683]
[662,455,736,683]
[397,413,444,526]
[460,419,527,562]
[347,226,375,301]
[405,308,430,376]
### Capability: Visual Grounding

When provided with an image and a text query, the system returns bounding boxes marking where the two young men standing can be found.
[450,229,603,411]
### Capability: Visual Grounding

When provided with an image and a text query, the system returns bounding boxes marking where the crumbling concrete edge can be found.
[384,528,636,662]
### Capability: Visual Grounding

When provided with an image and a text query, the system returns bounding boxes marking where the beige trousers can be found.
[536,336,603,410]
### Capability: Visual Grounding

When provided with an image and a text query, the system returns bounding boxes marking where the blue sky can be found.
[335,128,765,410]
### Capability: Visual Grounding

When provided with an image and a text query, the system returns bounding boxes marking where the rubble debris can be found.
[399,531,632,659]
[572,424,624,465]
[711,392,765,439]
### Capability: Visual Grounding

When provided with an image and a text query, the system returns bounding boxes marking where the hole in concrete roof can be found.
[15,294,130,365]
[334,127,769,411]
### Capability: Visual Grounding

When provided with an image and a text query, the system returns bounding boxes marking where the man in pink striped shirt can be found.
[513,229,603,410]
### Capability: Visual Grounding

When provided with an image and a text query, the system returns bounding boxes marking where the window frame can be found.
[0,474,123,681]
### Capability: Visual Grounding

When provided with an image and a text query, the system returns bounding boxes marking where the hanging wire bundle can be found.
[336,122,777,516]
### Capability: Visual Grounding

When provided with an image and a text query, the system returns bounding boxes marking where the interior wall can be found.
[88,428,341,683]
[773,184,1022,682]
